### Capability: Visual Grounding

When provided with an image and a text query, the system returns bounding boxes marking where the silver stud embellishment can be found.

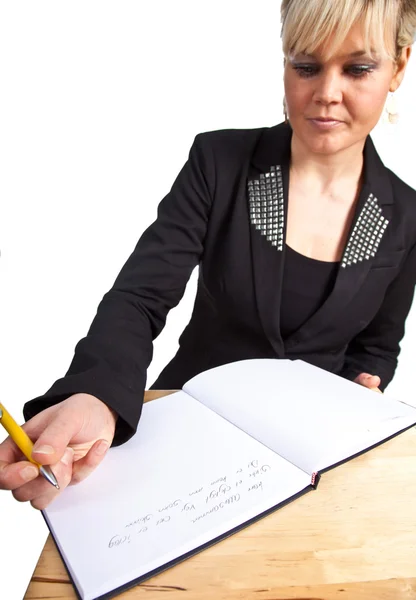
[341,194,389,268]
[248,166,285,251]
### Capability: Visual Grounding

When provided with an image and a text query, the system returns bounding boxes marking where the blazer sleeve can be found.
[23,133,215,445]
[340,242,416,391]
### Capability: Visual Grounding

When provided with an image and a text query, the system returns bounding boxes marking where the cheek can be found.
[284,74,309,110]
[347,84,388,121]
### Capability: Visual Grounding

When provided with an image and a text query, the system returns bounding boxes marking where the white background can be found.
[0,2,415,599]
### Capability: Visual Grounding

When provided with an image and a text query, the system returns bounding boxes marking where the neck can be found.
[290,133,365,195]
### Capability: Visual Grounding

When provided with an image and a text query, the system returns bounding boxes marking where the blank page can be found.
[44,391,310,600]
[184,359,416,474]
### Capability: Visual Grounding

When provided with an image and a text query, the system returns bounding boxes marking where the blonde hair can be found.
[281,0,416,62]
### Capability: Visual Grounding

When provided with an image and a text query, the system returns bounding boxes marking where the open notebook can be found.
[43,359,416,600]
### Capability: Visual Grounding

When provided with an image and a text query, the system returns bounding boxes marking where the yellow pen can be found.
[0,402,59,489]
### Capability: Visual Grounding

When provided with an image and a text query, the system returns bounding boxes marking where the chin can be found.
[307,141,347,155]
[300,137,344,155]
[295,127,359,155]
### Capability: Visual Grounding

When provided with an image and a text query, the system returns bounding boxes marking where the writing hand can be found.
[354,373,382,394]
[0,393,117,509]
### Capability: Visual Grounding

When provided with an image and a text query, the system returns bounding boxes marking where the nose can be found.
[313,69,343,105]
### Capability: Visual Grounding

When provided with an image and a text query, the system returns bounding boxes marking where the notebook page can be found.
[183,359,416,474]
[287,360,416,472]
[44,391,310,600]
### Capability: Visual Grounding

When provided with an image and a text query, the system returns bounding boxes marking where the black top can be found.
[280,245,340,340]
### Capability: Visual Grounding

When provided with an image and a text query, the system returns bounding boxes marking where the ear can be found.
[390,46,412,92]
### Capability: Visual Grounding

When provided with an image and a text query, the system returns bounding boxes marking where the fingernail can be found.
[61,448,74,466]
[21,466,39,481]
[33,445,55,455]
[96,440,109,455]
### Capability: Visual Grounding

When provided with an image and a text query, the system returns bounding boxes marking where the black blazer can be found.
[24,122,416,445]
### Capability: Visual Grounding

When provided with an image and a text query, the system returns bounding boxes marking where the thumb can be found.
[355,373,381,390]
[369,374,381,387]
[363,374,381,388]
[30,407,81,465]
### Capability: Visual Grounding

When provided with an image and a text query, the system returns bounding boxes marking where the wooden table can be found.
[25,391,416,600]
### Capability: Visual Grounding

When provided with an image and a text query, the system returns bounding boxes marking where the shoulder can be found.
[385,167,416,247]
[191,124,293,182]
[192,126,268,163]
[368,134,416,238]
[387,167,416,203]
[386,167,416,219]
[196,126,266,146]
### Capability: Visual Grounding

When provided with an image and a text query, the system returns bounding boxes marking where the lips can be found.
[310,118,342,122]
[307,118,344,130]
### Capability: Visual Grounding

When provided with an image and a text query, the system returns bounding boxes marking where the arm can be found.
[23,133,215,445]
[340,242,416,392]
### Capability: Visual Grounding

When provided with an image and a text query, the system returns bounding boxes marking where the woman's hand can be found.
[354,373,383,394]
[0,393,117,509]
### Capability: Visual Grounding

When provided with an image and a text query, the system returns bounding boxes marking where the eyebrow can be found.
[346,50,377,58]
[295,50,379,60]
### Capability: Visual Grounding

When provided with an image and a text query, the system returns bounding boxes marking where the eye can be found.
[292,64,320,79]
[345,65,375,78]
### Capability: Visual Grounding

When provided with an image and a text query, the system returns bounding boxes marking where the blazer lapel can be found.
[247,123,395,353]
[248,123,292,353]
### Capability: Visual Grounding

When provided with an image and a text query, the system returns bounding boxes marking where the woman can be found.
[1,0,416,509]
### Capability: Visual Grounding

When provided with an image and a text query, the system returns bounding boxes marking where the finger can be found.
[360,374,382,394]
[0,435,36,491]
[29,407,83,466]
[0,435,30,465]
[366,379,382,393]
[30,458,74,510]
[354,373,369,386]
[0,459,39,491]
[363,374,381,387]
[355,373,372,384]
[371,375,381,388]
[0,403,75,468]
[356,373,381,388]
[13,448,74,506]
[70,439,110,485]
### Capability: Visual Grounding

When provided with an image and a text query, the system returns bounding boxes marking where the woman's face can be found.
[284,21,411,156]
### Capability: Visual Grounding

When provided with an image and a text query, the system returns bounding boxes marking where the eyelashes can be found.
[292,64,376,80]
